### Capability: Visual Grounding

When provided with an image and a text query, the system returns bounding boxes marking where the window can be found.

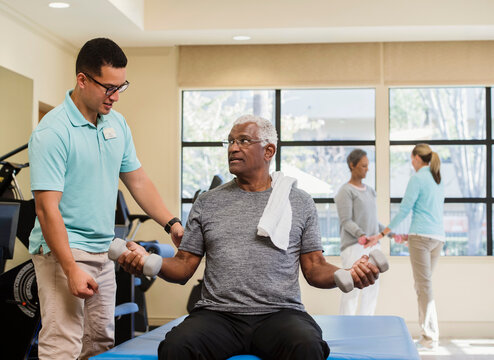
[389,87,492,256]
[181,90,275,222]
[182,89,376,255]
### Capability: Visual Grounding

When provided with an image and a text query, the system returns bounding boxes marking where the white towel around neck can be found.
[257,171,297,251]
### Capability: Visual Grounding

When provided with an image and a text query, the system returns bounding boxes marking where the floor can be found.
[418,339,494,359]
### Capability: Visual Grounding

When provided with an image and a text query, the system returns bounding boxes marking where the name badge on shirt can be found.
[103,127,117,140]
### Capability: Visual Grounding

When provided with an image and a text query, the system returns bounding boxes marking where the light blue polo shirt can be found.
[28,90,141,254]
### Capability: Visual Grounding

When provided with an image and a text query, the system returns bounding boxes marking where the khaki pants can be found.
[32,248,116,360]
[408,235,443,346]
[339,242,381,315]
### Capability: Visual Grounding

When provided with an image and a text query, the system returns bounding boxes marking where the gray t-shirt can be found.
[334,183,384,252]
[179,179,323,315]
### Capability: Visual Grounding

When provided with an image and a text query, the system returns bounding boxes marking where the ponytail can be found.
[429,152,441,184]
[412,143,441,184]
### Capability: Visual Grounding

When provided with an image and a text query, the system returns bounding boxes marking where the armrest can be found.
[114,302,139,317]
[128,214,151,223]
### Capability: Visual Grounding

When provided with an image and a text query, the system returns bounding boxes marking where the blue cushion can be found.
[91,315,419,360]
[114,302,139,317]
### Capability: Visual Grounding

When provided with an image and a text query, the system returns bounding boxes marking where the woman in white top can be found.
[334,149,384,315]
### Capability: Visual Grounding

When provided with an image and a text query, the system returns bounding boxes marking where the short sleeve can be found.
[29,128,67,192]
[179,197,206,256]
[300,197,323,254]
[119,120,141,173]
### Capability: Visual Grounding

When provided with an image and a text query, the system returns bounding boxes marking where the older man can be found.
[120,115,379,360]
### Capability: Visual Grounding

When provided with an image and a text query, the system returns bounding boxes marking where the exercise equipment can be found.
[0,144,35,274]
[90,315,419,360]
[0,143,28,199]
[109,238,163,277]
[0,145,41,359]
[0,260,40,359]
[0,202,20,272]
[334,249,389,293]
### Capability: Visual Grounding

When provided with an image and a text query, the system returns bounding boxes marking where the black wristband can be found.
[164,217,181,234]
[380,231,386,237]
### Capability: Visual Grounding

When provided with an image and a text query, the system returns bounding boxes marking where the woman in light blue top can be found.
[376,143,444,350]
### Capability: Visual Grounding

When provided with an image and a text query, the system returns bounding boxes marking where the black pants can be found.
[158,308,330,360]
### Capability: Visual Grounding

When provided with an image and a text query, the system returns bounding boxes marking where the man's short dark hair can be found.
[75,38,127,76]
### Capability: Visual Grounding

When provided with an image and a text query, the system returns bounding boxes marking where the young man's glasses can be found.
[222,138,266,148]
[83,73,130,96]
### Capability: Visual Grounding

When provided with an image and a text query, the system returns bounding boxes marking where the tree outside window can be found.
[390,87,488,256]
[182,89,375,255]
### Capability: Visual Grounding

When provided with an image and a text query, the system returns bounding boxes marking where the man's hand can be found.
[363,234,380,248]
[66,265,99,299]
[170,222,184,248]
[117,241,149,276]
[348,255,379,289]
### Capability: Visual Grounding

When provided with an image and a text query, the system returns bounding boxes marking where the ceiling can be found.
[2,0,494,49]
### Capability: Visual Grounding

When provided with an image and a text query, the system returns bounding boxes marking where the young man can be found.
[120,115,380,360]
[28,38,183,360]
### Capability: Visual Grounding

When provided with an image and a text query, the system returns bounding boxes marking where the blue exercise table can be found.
[91,315,419,360]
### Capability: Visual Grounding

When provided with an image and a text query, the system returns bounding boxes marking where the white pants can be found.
[339,242,381,315]
[408,234,443,346]
[33,248,116,360]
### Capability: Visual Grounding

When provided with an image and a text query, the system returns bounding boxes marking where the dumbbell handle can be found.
[108,238,162,277]
[334,249,389,293]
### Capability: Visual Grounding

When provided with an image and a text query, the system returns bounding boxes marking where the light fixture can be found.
[49,2,70,9]
[233,35,251,41]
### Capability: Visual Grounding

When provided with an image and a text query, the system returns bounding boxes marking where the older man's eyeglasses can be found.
[222,138,266,148]
[83,73,130,96]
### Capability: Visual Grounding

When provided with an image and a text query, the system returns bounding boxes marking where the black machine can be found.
[0,202,20,268]
[0,260,40,359]
[0,143,29,199]
[0,144,40,360]
[0,143,35,270]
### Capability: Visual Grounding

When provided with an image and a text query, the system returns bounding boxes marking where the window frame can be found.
[388,86,493,256]
[181,88,377,256]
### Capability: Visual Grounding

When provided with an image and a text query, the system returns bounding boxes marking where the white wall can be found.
[0,5,76,121]
[0,6,75,270]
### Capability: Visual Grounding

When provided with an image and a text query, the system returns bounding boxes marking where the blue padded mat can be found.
[91,315,419,360]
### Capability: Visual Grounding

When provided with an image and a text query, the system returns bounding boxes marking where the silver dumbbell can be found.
[108,238,162,277]
[334,249,389,293]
